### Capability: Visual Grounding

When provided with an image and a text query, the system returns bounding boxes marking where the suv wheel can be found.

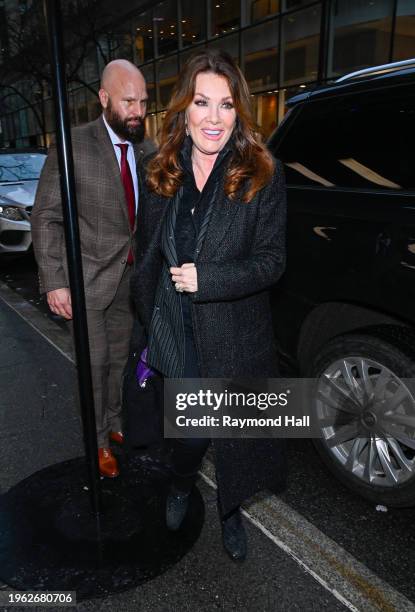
[309,330,415,507]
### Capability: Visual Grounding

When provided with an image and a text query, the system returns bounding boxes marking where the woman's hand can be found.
[170,263,198,293]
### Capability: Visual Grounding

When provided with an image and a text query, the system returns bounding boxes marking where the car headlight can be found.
[0,206,25,221]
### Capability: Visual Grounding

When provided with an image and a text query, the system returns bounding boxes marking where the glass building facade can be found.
[1,0,415,147]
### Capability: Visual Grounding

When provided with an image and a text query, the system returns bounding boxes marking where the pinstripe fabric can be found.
[147,188,185,378]
[194,181,219,261]
[161,186,181,267]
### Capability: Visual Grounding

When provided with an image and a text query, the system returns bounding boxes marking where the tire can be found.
[308,328,415,507]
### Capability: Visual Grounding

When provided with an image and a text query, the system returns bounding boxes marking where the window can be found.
[133,11,154,64]
[244,0,279,24]
[110,24,134,62]
[251,92,279,137]
[281,4,320,85]
[393,0,415,61]
[140,63,156,113]
[157,55,178,108]
[0,152,46,183]
[82,49,100,84]
[210,0,240,37]
[208,33,239,60]
[276,86,415,191]
[179,47,206,69]
[180,0,206,46]
[243,20,279,90]
[145,113,159,143]
[328,0,394,77]
[283,0,314,9]
[155,0,178,56]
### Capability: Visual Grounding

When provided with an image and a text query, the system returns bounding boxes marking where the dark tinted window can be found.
[275,84,415,191]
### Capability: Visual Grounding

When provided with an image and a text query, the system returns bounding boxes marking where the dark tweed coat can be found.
[130,151,287,514]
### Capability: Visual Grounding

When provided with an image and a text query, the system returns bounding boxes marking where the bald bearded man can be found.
[32,60,155,477]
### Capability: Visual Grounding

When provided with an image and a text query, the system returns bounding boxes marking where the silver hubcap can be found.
[315,356,415,488]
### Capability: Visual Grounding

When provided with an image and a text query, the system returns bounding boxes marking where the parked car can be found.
[0,148,46,257]
[268,58,415,507]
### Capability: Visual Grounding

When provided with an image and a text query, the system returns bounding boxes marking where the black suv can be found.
[268,59,415,507]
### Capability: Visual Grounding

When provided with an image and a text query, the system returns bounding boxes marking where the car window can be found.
[276,84,415,191]
[0,153,46,183]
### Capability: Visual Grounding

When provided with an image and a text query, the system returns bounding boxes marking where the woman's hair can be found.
[146,49,275,203]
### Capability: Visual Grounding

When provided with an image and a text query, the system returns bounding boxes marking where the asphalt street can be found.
[0,255,415,612]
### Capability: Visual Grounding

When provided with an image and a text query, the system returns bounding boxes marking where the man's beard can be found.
[105,99,145,143]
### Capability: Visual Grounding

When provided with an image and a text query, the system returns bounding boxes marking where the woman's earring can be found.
[185,118,189,136]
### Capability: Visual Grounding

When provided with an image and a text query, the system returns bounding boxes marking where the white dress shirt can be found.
[102,114,139,211]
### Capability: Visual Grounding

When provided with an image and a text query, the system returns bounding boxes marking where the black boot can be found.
[166,485,191,531]
[221,507,247,562]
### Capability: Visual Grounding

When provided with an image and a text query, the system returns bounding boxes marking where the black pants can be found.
[168,333,240,520]
[169,333,210,491]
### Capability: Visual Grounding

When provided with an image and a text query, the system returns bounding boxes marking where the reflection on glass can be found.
[393,0,415,61]
[243,20,279,90]
[180,0,206,46]
[338,159,401,189]
[283,0,314,9]
[251,93,278,137]
[281,5,320,86]
[286,162,334,187]
[328,0,394,77]
[157,56,178,108]
[278,90,415,190]
[179,47,205,69]
[208,33,239,60]
[133,11,154,64]
[82,50,99,84]
[0,153,46,182]
[244,0,279,24]
[140,63,156,113]
[109,25,134,62]
[145,113,159,144]
[155,0,178,56]
[211,0,240,37]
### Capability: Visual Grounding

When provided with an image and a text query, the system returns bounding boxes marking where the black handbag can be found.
[122,319,163,452]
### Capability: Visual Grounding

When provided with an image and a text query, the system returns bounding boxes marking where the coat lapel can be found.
[133,145,145,233]
[160,187,182,267]
[93,116,130,228]
[195,180,239,262]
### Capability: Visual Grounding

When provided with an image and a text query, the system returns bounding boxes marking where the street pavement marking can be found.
[200,461,415,612]
[0,282,74,363]
[1,281,414,612]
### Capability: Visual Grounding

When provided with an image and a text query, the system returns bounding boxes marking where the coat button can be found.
[121,258,126,264]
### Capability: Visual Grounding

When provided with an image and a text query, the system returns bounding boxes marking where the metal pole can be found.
[43,0,102,517]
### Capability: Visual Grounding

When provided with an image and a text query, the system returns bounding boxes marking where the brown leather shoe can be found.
[98,447,119,478]
[109,431,124,445]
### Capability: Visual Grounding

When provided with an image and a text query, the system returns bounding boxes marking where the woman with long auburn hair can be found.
[130,49,287,562]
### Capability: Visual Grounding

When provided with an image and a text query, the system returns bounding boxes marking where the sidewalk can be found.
[0,295,351,612]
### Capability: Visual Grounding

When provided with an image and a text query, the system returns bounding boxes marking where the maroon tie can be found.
[116,143,135,264]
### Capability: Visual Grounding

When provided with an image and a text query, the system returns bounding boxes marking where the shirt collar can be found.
[102,114,133,148]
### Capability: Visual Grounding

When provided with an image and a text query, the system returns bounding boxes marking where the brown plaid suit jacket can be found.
[31,115,155,309]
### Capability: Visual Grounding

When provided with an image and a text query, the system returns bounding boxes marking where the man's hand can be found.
[47,288,73,320]
[170,263,198,293]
